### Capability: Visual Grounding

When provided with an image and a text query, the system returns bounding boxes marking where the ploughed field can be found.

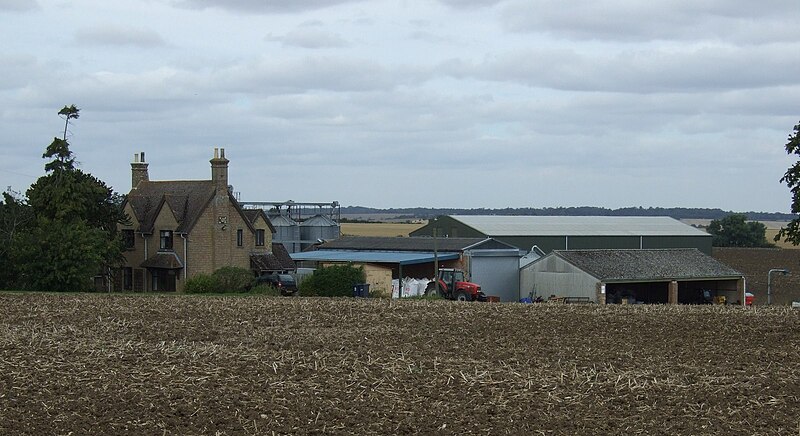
[1,295,798,435]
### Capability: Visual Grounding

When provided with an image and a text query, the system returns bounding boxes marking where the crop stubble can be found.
[0,294,798,435]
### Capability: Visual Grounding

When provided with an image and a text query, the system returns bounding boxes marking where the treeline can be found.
[341,206,795,221]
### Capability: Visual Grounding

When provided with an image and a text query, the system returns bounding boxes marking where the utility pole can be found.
[433,218,439,296]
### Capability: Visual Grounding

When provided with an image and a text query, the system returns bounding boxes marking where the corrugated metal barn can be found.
[411,215,713,254]
[521,249,745,304]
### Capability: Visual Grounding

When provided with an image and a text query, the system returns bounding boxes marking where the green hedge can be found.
[212,266,254,293]
[298,264,366,297]
[184,267,256,294]
[184,273,219,294]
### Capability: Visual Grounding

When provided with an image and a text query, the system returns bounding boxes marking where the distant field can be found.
[682,219,797,249]
[766,229,799,249]
[340,222,425,237]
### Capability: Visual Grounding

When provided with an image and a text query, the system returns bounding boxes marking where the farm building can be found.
[521,248,745,304]
[411,215,712,254]
[116,149,292,292]
[291,236,521,301]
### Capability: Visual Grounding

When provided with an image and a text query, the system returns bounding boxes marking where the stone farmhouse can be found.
[113,148,293,292]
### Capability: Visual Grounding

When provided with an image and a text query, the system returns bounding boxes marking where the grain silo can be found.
[300,214,340,250]
[269,212,302,253]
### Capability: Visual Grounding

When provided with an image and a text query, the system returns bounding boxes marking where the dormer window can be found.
[160,230,173,250]
[255,229,265,246]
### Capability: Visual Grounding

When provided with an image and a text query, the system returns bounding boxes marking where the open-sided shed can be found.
[521,249,745,304]
[291,236,521,300]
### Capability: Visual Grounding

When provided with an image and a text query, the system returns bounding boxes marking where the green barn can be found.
[410,215,712,255]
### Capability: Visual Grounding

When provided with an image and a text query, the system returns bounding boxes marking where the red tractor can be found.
[425,268,486,301]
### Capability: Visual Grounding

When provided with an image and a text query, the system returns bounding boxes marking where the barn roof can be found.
[449,215,709,237]
[291,250,460,265]
[317,236,516,252]
[553,249,742,282]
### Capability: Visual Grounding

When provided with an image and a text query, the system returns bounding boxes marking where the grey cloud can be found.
[436,0,505,8]
[269,28,350,49]
[0,54,42,90]
[0,0,39,12]
[74,26,166,48]
[444,44,800,93]
[173,0,366,13]
[500,0,800,43]
[213,57,407,93]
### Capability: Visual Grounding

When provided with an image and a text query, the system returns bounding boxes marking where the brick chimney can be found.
[131,152,149,189]
[210,147,229,192]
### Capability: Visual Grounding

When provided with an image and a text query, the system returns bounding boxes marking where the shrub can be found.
[184,273,219,294]
[249,283,282,296]
[299,264,366,297]
[212,266,255,293]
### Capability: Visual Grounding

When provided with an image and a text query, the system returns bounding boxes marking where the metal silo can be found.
[300,214,340,250]
[269,213,301,253]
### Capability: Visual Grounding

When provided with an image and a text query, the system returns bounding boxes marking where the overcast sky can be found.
[2,0,799,212]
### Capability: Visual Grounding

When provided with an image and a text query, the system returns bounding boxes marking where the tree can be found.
[0,190,33,288]
[13,105,128,291]
[708,214,773,247]
[777,121,800,245]
[298,264,366,297]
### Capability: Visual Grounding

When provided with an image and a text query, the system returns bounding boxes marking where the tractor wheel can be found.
[455,290,472,301]
[425,282,441,297]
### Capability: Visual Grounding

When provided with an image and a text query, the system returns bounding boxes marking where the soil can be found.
[713,247,800,305]
[1,294,798,435]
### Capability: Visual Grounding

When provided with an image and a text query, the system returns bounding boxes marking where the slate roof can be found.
[317,236,515,252]
[126,180,215,234]
[125,180,256,234]
[242,208,277,233]
[251,243,296,271]
[553,249,742,282]
[449,215,709,237]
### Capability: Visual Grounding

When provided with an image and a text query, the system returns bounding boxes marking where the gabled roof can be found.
[551,249,742,282]
[124,180,256,235]
[449,215,709,237]
[125,180,215,234]
[317,236,516,252]
[242,208,277,233]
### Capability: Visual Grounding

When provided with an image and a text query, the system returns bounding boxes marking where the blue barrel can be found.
[353,283,370,298]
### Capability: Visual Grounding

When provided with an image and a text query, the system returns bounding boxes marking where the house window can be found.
[123,267,133,291]
[237,229,243,247]
[122,229,135,250]
[160,230,173,250]
[255,229,265,246]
